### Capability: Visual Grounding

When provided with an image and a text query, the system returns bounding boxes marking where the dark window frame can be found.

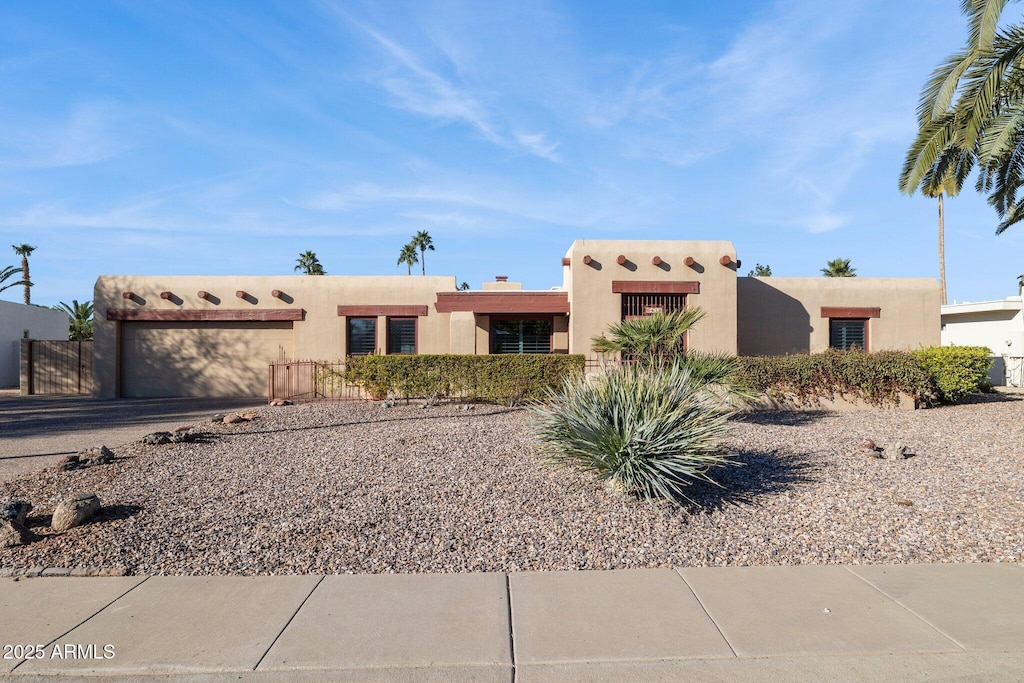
[346,317,377,356]
[386,317,418,355]
[829,318,869,351]
[489,315,554,354]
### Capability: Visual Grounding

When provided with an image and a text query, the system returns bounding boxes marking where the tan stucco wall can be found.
[564,240,738,355]
[737,277,941,355]
[94,275,456,397]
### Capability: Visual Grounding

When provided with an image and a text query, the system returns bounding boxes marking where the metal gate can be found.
[22,340,93,395]
[267,361,366,403]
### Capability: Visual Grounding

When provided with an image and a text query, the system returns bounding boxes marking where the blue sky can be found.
[1,0,1022,308]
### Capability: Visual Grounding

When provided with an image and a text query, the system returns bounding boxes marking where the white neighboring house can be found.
[941,290,1024,387]
[0,300,70,388]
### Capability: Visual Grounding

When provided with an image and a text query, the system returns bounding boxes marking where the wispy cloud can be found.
[0,102,132,170]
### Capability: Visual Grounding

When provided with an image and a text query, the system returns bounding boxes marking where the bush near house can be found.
[912,346,993,403]
[344,354,585,405]
[738,350,939,407]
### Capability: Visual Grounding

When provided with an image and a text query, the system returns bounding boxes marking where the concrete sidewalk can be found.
[1,563,1022,681]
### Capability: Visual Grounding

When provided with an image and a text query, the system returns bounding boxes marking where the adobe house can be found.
[93,239,940,398]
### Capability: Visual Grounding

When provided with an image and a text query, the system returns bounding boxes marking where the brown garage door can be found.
[120,321,294,398]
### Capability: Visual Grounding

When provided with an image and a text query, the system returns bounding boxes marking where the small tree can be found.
[54,300,94,340]
[11,244,35,304]
[458,281,470,291]
[821,258,857,277]
[397,243,419,275]
[295,251,325,275]
[747,263,772,277]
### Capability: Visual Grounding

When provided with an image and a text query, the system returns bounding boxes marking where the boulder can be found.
[1,501,34,548]
[223,414,245,424]
[142,432,173,445]
[50,493,101,533]
[79,445,113,466]
[269,399,291,407]
[882,443,910,461]
[211,414,227,423]
[56,455,81,471]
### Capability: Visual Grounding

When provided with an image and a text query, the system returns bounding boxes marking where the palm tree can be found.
[592,308,707,367]
[411,231,434,275]
[900,0,1024,234]
[397,243,419,275]
[458,281,470,291]
[821,258,857,277]
[11,244,35,305]
[54,300,94,340]
[0,265,28,297]
[295,251,325,275]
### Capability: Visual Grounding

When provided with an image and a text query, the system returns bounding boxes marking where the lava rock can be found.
[1,501,35,548]
[143,432,173,445]
[50,493,101,533]
[79,445,114,466]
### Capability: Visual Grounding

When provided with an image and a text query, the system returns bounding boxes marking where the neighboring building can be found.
[93,240,942,398]
[0,300,70,388]
[941,294,1024,387]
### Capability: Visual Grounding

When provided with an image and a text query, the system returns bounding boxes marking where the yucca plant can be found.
[531,361,735,506]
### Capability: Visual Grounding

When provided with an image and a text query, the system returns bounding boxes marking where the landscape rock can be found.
[223,414,245,424]
[50,493,101,533]
[172,424,193,434]
[211,414,226,423]
[79,445,114,466]
[56,455,81,471]
[882,443,910,461]
[142,432,173,446]
[270,399,291,407]
[857,438,877,452]
[1,501,34,548]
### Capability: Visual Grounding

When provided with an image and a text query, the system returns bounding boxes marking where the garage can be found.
[119,321,295,398]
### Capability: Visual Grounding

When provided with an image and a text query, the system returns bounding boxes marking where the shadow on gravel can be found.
[234,407,524,437]
[92,503,143,524]
[954,391,1024,405]
[733,411,830,427]
[675,449,819,512]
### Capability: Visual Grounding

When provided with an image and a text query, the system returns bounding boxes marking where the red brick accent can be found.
[651,256,662,266]
[821,307,881,319]
[435,292,570,313]
[107,309,304,322]
[683,256,695,267]
[561,257,571,266]
[611,281,700,295]
[719,255,733,266]
[616,255,627,265]
[337,305,429,317]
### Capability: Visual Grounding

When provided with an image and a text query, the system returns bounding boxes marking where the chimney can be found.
[495,275,508,282]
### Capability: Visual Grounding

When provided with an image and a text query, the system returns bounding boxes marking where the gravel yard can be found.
[2,395,1022,575]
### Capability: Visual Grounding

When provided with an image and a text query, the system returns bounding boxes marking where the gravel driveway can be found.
[1,394,1022,574]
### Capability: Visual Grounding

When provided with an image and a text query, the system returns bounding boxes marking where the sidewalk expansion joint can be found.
[842,566,968,652]
[10,575,151,672]
[673,567,738,658]
[505,573,517,683]
[253,574,325,671]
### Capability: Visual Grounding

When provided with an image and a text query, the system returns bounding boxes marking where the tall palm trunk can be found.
[20,255,29,305]
[938,194,947,305]
[420,247,425,276]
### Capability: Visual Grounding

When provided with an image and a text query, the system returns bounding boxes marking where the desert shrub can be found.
[344,354,584,405]
[591,308,706,366]
[531,361,734,506]
[738,349,938,407]
[912,345,993,403]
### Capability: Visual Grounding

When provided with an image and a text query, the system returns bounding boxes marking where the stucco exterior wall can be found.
[564,240,738,355]
[737,277,941,355]
[0,300,69,387]
[941,300,1024,354]
[94,275,456,398]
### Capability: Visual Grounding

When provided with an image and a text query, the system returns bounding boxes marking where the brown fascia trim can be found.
[820,306,881,319]
[435,291,570,313]
[337,305,429,317]
[611,281,700,295]
[107,309,304,322]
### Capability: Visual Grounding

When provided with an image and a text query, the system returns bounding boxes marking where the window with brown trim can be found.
[621,293,687,320]
[347,317,377,355]
[491,317,552,354]
[829,319,867,351]
[387,317,417,354]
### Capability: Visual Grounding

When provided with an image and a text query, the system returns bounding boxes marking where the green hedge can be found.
[737,349,938,407]
[343,354,585,405]
[912,345,993,403]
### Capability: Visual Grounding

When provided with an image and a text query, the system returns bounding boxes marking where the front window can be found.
[491,318,551,354]
[830,319,867,350]
[347,318,377,355]
[387,318,416,354]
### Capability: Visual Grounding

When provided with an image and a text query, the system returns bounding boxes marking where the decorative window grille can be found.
[347,318,377,355]
[491,319,552,354]
[621,293,687,320]
[829,319,867,350]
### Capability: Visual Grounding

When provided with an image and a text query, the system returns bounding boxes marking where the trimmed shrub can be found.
[737,349,938,407]
[344,354,585,405]
[912,345,993,403]
[531,361,734,506]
